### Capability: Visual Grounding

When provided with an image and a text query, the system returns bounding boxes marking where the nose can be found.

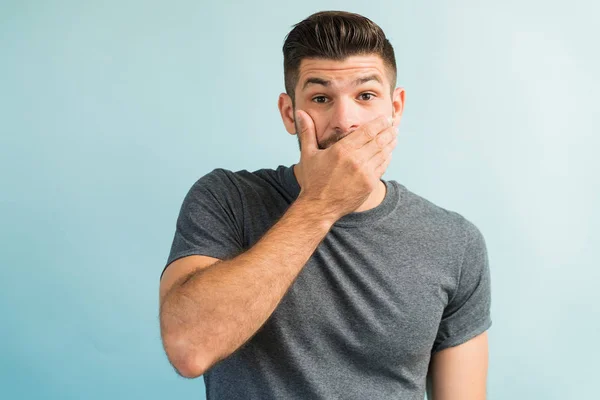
[330,98,359,135]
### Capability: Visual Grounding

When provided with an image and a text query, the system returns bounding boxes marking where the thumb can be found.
[295,110,317,155]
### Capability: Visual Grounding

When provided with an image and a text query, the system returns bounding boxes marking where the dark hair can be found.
[283,11,397,106]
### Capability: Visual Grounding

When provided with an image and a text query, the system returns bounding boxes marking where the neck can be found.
[293,163,387,213]
[354,179,387,213]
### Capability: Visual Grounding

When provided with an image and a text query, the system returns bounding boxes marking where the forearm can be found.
[160,196,335,377]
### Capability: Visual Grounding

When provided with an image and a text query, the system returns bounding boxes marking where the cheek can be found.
[353,106,389,126]
[365,101,394,121]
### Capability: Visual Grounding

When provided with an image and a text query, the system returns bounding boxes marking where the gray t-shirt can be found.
[162,164,492,400]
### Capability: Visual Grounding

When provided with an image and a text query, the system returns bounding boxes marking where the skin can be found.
[427,331,489,400]
[278,54,405,212]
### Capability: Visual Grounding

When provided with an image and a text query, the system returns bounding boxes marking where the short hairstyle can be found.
[282,11,397,106]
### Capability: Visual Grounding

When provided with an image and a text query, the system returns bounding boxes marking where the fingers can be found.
[340,115,393,149]
[374,151,393,179]
[368,134,397,176]
[295,110,318,156]
[359,125,398,163]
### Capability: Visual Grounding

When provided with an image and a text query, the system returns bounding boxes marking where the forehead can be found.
[297,55,389,90]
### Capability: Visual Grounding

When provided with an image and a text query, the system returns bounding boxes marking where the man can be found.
[159,10,492,400]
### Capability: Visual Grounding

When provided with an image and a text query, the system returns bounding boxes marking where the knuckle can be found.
[378,116,391,131]
[363,126,376,139]
[377,130,393,147]
[349,157,362,171]
[332,146,344,160]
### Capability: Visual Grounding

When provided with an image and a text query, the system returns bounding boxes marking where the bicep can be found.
[159,255,222,306]
[427,331,489,400]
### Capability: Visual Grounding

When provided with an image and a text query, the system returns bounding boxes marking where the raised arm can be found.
[159,196,335,378]
[159,111,397,378]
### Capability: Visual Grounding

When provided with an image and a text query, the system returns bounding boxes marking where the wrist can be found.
[293,194,339,230]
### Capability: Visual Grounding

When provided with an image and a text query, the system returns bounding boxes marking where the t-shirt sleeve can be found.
[431,219,492,353]
[160,168,245,280]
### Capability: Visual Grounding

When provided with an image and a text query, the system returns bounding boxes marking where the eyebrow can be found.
[302,74,383,90]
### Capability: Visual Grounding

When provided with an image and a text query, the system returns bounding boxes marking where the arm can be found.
[426,331,489,400]
[428,216,492,399]
[159,196,336,378]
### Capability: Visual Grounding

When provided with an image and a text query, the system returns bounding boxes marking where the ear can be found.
[391,87,406,127]
[278,93,297,135]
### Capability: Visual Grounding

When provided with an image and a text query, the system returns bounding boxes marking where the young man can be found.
[159,11,491,400]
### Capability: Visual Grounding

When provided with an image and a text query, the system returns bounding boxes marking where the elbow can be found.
[176,359,205,379]
[162,334,210,379]
[174,352,205,379]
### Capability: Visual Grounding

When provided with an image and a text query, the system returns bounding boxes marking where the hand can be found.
[294,110,398,222]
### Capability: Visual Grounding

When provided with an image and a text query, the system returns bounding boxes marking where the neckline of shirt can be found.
[277,164,402,228]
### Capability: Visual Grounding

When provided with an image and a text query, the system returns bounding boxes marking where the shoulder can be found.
[395,182,483,245]
[185,166,284,203]
[403,189,489,276]
[190,167,239,191]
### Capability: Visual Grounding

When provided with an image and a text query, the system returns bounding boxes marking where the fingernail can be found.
[387,116,394,126]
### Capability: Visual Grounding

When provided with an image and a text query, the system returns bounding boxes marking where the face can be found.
[278,54,405,150]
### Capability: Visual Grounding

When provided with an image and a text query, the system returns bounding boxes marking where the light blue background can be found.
[1,1,598,399]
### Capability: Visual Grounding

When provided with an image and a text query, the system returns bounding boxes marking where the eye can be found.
[359,93,376,101]
[312,96,328,104]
